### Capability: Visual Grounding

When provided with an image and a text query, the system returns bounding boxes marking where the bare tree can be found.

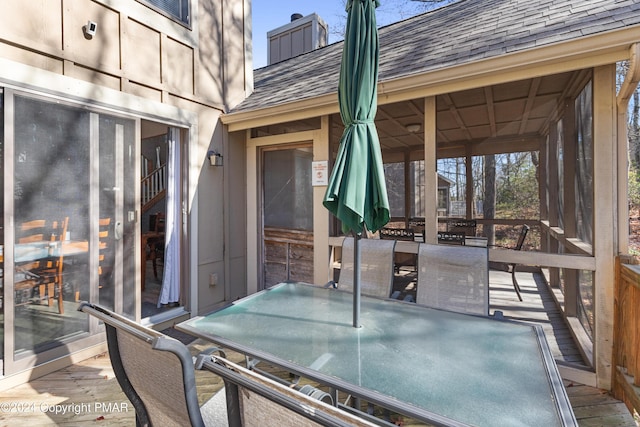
[330,0,457,39]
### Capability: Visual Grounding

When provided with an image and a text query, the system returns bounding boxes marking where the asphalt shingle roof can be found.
[231,0,640,114]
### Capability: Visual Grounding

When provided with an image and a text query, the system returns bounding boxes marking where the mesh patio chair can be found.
[416,243,489,316]
[379,228,418,273]
[336,237,396,299]
[437,231,466,245]
[446,219,477,237]
[78,302,226,427]
[197,353,379,427]
[489,224,530,301]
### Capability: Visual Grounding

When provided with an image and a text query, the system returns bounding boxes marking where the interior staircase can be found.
[142,163,166,213]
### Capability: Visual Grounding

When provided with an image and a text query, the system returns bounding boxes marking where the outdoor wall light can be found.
[83,20,98,39]
[207,150,223,166]
[406,123,421,133]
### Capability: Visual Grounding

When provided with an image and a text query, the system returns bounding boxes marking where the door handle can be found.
[114,221,123,241]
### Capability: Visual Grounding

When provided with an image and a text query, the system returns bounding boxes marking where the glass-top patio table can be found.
[177,282,577,426]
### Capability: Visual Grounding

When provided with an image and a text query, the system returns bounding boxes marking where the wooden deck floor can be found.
[0,271,637,426]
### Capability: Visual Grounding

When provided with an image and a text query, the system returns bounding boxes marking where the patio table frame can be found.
[177,282,577,427]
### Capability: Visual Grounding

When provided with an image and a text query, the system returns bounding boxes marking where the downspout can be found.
[616,43,640,254]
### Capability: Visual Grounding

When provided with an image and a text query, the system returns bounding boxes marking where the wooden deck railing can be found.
[612,255,640,416]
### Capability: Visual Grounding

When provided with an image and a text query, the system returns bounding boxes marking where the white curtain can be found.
[158,128,181,306]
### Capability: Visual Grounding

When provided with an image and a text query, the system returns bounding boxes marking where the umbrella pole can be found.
[353,231,362,328]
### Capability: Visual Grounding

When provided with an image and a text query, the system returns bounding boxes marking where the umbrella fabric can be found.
[323,0,389,235]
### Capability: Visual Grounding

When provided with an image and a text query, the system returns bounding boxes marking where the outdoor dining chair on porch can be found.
[78,302,228,427]
[416,243,489,316]
[489,224,530,301]
[334,237,396,299]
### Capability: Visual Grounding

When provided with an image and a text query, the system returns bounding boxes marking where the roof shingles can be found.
[231,0,640,114]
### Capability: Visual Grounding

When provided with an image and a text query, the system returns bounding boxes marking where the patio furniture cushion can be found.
[417,243,489,316]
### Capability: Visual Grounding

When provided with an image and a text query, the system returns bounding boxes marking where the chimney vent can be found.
[268,13,328,65]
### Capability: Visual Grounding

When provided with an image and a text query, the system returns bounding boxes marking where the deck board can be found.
[0,271,637,426]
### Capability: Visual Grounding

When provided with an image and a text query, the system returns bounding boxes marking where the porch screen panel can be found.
[384,162,405,218]
[12,95,90,357]
[556,120,565,231]
[578,270,594,339]
[437,157,467,218]
[575,82,593,246]
[262,148,314,288]
[410,160,425,218]
[263,149,313,231]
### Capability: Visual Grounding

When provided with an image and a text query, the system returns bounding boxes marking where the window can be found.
[138,0,190,26]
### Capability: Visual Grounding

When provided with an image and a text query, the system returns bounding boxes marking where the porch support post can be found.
[404,150,411,227]
[424,96,438,244]
[593,64,617,390]
[314,116,330,285]
[547,122,561,287]
[465,143,473,219]
[246,129,259,295]
[539,136,548,253]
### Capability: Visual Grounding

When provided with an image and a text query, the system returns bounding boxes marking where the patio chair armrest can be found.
[194,347,227,370]
[324,280,337,289]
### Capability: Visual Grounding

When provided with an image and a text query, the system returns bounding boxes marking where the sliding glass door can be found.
[2,90,137,373]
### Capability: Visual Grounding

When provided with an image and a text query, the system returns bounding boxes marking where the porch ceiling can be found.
[325,69,581,159]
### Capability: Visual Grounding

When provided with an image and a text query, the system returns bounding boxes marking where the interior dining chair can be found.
[336,237,396,299]
[149,212,166,280]
[15,217,68,314]
[416,243,489,316]
[92,217,113,300]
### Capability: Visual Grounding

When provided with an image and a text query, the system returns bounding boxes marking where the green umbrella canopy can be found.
[323,0,390,235]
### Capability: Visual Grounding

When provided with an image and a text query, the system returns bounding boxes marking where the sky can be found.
[250,1,349,69]
[251,1,429,69]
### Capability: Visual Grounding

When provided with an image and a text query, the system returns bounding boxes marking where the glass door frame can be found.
[1,88,140,375]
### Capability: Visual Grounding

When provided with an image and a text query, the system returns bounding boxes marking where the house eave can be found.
[222,26,638,132]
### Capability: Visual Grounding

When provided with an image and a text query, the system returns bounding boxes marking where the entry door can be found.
[261,145,314,289]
